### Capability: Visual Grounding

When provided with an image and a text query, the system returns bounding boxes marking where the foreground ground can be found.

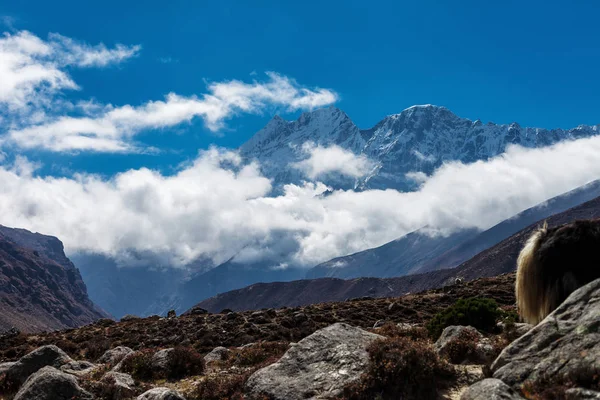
[0,273,517,399]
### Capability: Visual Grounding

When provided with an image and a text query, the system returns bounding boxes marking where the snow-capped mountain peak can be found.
[239,105,600,192]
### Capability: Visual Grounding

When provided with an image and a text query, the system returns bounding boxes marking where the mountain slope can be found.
[308,179,600,279]
[0,225,109,332]
[193,194,600,312]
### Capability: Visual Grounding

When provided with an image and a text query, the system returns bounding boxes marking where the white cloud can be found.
[0,30,139,112]
[1,32,338,153]
[48,33,141,67]
[292,142,376,179]
[1,135,600,270]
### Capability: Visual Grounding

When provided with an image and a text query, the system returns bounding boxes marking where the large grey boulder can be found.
[492,278,600,389]
[13,366,93,400]
[152,348,175,370]
[137,387,186,400]
[97,346,134,365]
[6,345,73,385]
[246,323,384,400]
[101,371,136,399]
[460,378,525,400]
[204,346,231,363]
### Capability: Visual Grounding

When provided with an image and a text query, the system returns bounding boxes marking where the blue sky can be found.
[3,0,600,270]
[1,0,600,176]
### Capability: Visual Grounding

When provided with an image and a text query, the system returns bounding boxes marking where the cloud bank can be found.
[0,30,338,153]
[1,135,600,269]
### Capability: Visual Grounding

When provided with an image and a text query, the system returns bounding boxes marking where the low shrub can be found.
[119,349,154,381]
[83,337,111,361]
[374,323,428,341]
[426,297,501,339]
[187,373,249,400]
[341,337,456,400]
[165,347,205,380]
[231,342,288,368]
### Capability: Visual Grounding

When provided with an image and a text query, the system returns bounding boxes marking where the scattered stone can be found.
[226,311,238,320]
[13,366,93,400]
[492,278,600,389]
[97,346,134,366]
[396,322,418,330]
[5,345,73,386]
[293,312,307,323]
[497,322,533,339]
[167,310,176,319]
[102,371,136,399]
[120,314,140,322]
[187,306,208,315]
[204,346,231,363]
[460,378,525,400]
[137,387,186,400]
[373,319,386,328]
[60,360,97,377]
[246,323,384,400]
[220,308,234,314]
[565,388,600,399]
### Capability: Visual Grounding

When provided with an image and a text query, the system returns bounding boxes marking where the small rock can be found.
[97,346,134,366]
[373,319,386,328]
[60,360,97,377]
[204,346,231,363]
[120,314,140,322]
[225,311,239,320]
[460,378,525,400]
[13,366,93,400]
[293,312,308,323]
[137,387,186,400]
[5,345,73,386]
[187,306,208,315]
[220,308,234,314]
[566,388,600,399]
[166,309,176,319]
[102,371,136,399]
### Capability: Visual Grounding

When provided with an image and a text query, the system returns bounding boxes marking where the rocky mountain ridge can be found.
[0,225,109,332]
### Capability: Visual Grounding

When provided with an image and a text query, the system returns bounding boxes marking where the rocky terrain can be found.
[0,226,109,333]
[1,273,599,399]
[195,194,600,313]
[0,273,515,399]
